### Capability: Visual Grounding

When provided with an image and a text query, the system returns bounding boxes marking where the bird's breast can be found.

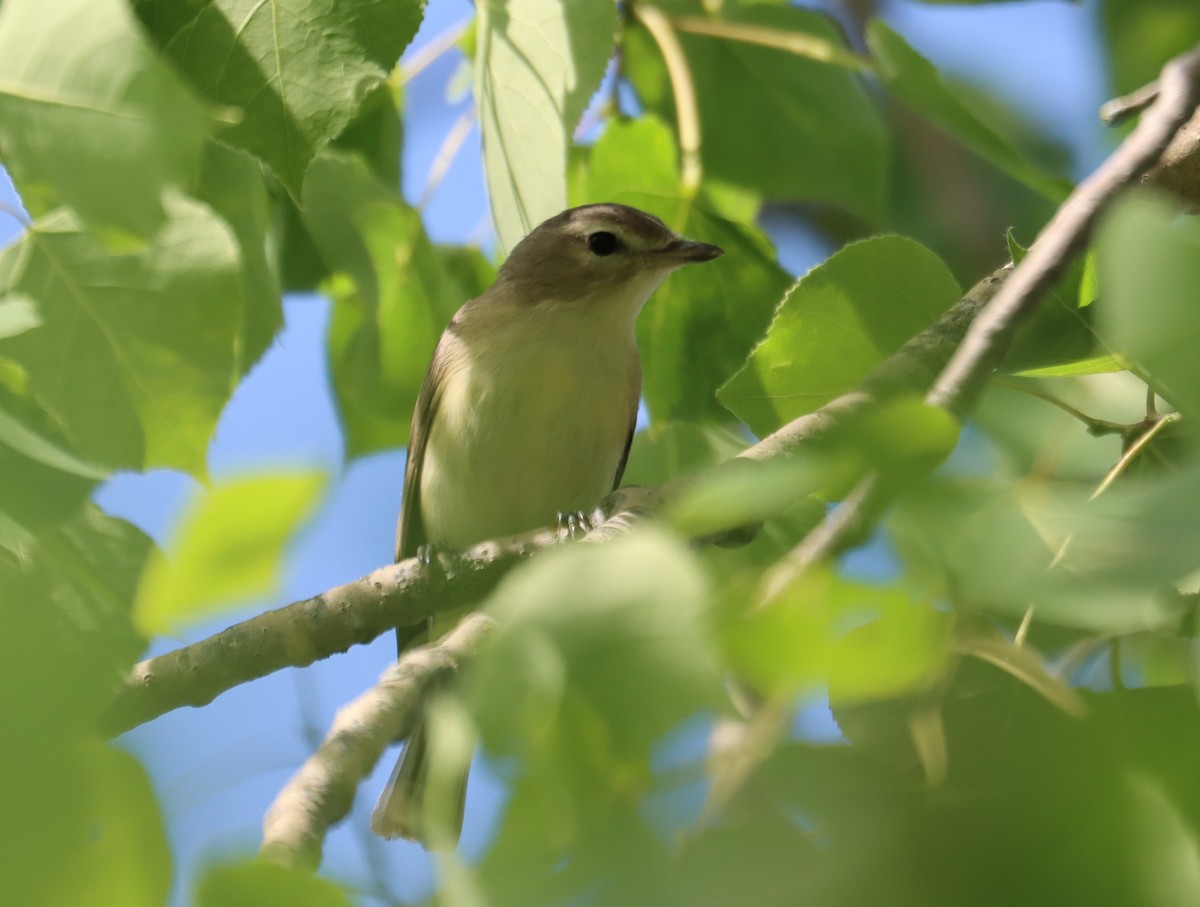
[419,314,638,549]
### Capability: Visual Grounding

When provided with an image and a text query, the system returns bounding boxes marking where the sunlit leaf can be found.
[0,0,213,237]
[719,235,960,437]
[0,295,40,339]
[134,470,327,634]
[476,0,616,253]
[724,567,952,701]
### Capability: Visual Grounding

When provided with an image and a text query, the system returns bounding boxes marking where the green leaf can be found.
[1016,355,1124,378]
[0,401,107,531]
[719,235,961,437]
[49,744,171,907]
[1097,191,1200,418]
[0,197,243,473]
[1078,251,1098,308]
[724,567,951,701]
[136,0,424,196]
[867,20,1071,203]
[622,421,749,487]
[890,468,1200,633]
[133,470,327,635]
[470,528,722,761]
[194,141,283,374]
[625,4,887,220]
[0,0,213,236]
[196,860,352,907]
[1101,0,1200,94]
[302,152,493,456]
[0,295,40,339]
[476,0,616,253]
[1,741,169,907]
[580,117,791,423]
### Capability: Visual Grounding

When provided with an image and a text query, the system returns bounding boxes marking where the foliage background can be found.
[2,0,1199,904]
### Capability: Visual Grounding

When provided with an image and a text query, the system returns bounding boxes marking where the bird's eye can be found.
[586,231,620,256]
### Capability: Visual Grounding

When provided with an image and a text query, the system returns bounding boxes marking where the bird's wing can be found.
[611,353,642,490]
[394,333,449,562]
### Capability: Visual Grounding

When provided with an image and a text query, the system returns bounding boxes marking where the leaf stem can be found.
[633,5,703,195]
[669,14,874,74]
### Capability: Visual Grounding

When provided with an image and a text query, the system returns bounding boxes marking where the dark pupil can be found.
[587,231,618,256]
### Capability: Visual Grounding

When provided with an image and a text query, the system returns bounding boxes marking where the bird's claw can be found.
[555,510,593,541]
[416,544,435,567]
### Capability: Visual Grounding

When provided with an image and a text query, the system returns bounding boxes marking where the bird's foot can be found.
[415,544,436,567]
[555,510,594,541]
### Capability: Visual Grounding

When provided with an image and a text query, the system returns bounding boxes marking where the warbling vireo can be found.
[369,203,723,844]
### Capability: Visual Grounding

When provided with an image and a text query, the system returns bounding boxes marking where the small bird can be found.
[369,203,723,845]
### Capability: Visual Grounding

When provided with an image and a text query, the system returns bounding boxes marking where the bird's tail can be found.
[370,717,469,846]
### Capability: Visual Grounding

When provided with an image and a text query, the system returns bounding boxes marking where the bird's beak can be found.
[655,239,725,264]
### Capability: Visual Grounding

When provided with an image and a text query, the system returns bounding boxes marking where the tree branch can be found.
[98,267,1006,740]
[927,44,1200,419]
[259,614,495,870]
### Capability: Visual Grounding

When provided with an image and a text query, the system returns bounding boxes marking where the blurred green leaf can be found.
[470,528,721,771]
[196,860,352,907]
[302,152,493,456]
[891,467,1200,632]
[1,739,169,907]
[724,567,952,702]
[41,744,171,907]
[868,21,1071,203]
[580,117,791,424]
[1101,0,1200,93]
[134,470,327,635]
[194,141,283,374]
[719,235,960,437]
[624,3,887,220]
[1016,355,1124,378]
[135,0,423,197]
[623,421,749,487]
[0,0,213,237]
[0,295,40,339]
[0,197,242,474]
[476,0,616,253]
[1097,191,1200,418]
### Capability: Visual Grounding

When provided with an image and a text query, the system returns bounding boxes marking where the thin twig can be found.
[634,5,703,195]
[401,19,469,84]
[1089,412,1181,500]
[1100,79,1160,126]
[420,107,477,209]
[928,45,1200,418]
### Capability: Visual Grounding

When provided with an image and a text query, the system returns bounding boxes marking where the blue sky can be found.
[0,1,1117,902]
